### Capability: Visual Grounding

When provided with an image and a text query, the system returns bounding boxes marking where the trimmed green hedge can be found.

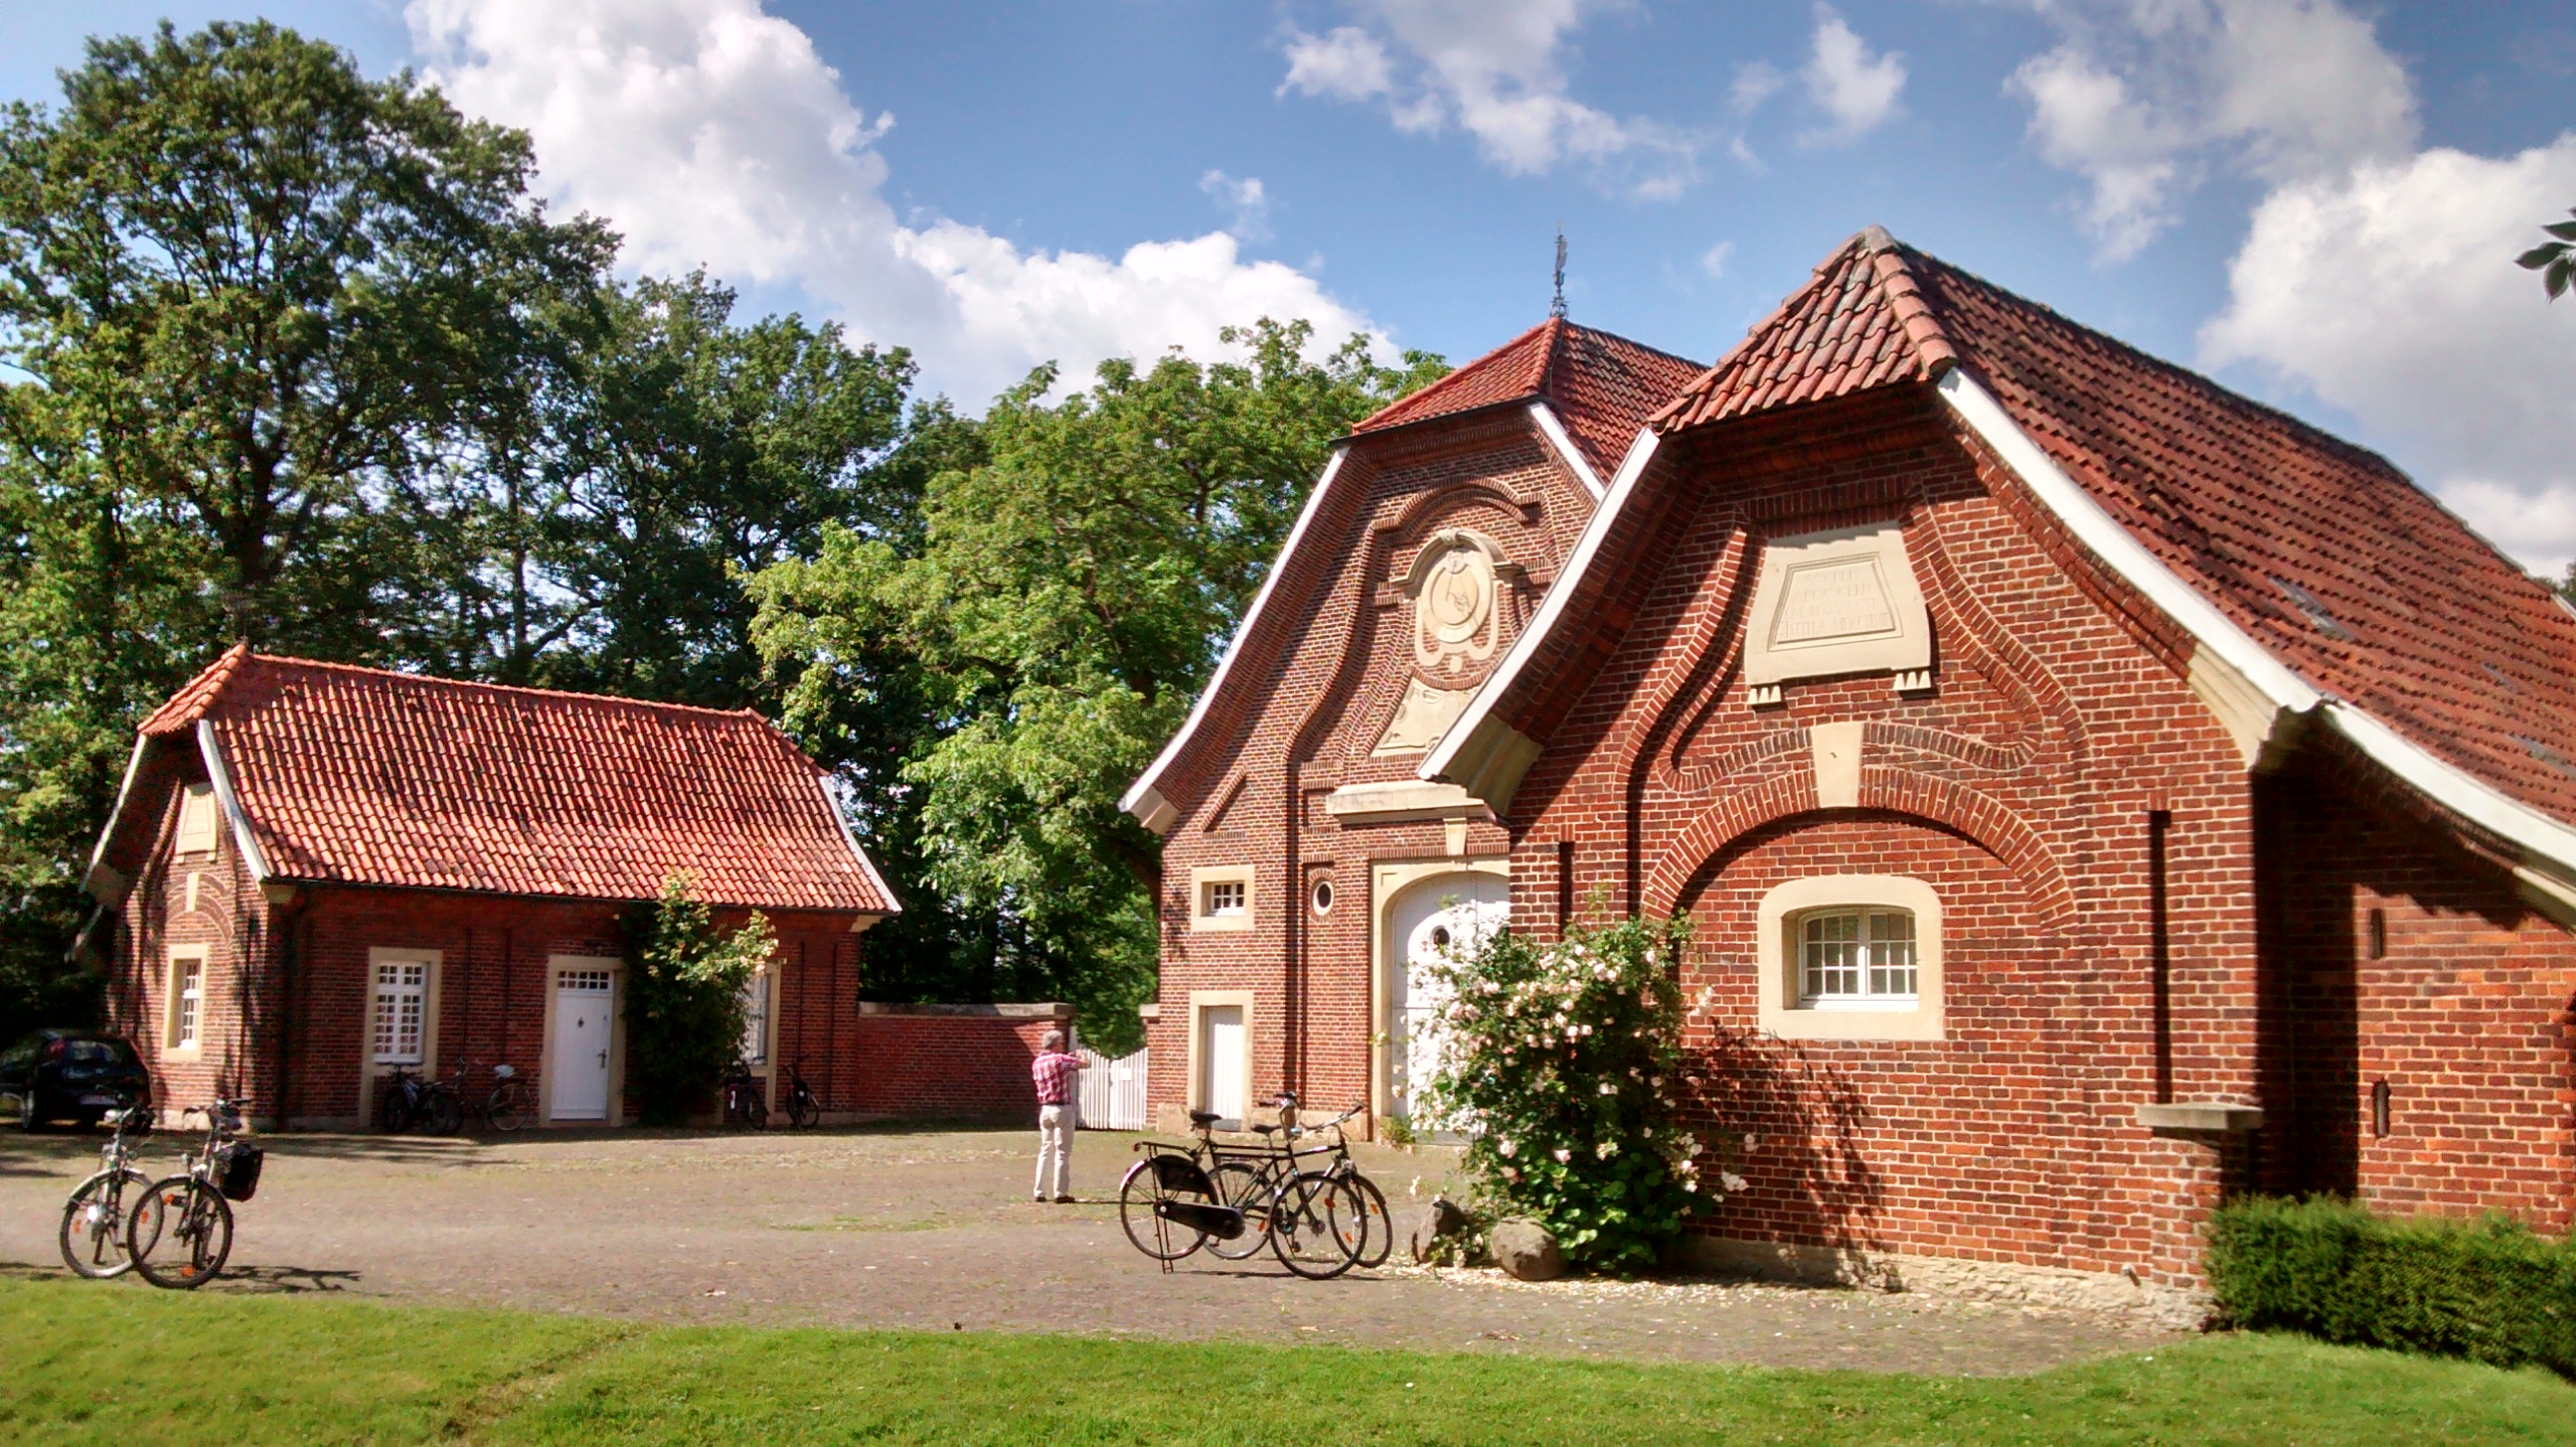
[2207,1196,2576,1376]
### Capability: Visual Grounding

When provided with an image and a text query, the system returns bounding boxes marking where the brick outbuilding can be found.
[1123,229,2576,1299]
[81,646,904,1129]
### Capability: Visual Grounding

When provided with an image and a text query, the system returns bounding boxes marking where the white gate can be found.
[1076,1045,1148,1131]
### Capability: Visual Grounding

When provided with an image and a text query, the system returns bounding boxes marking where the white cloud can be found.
[2006,0,2416,260]
[1279,0,1698,199]
[408,0,1379,404]
[2200,138,2576,575]
[1699,240,1733,277]
[1200,170,1271,241]
[1730,61,1784,116]
[1801,7,1905,145]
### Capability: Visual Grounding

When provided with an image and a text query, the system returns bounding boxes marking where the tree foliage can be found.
[753,324,1445,1050]
[619,873,774,1127]
[2517,208,2576,300]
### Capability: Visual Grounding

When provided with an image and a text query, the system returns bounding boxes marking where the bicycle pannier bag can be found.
[216,1141,265,1202]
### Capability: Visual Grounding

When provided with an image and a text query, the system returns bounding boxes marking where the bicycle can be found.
[1210,1097,1386,1275]
[478,1062,533,1132]
[58,1094,152,1279]
[374,1065,462,1135]
[778,1058,820,1129]
[1119,1095,1372,1279]
[720,1058,767,1129]
[126,1097,262,1290]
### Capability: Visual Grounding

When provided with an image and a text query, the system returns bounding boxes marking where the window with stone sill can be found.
[166,953,204,1051]
[1205,881,1245,916]
[1795,907,1918,1009]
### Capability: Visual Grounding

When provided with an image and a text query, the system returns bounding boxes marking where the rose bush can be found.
[1419,911,1704,1273]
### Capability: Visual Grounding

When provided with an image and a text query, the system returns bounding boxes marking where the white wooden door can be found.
[1389,876,1509,1125]
[551,968,614,1121]
[1198,1006,1245,1125]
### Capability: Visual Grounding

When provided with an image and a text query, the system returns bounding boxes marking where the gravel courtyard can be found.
[0,1123,2178,1373]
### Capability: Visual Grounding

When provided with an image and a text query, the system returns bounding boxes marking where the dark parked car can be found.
[0,1031,150,1130]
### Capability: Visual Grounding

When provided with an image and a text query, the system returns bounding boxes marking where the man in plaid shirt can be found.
[1032,1031,1083,1203]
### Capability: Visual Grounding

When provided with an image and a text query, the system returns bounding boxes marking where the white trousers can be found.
[1034,1102,1073,1199]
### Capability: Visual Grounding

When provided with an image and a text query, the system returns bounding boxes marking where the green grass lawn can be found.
[1,1277,2569,1446]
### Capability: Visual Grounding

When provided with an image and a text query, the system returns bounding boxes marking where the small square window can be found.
[1797,908,1918,1009]
[1190,867,1255,932]
[1206,881,1245,916]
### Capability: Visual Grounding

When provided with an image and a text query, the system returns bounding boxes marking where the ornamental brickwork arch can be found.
[1644,761,2076,936]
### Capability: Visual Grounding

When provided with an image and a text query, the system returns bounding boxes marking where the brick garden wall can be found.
[850,1006,1071,1122]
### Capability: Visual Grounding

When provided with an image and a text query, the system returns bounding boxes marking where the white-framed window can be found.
[739,970,771,1066]
[174,784,220,858]
[1796,908,1918,1008]
[166,950,205,1051]
[372,959,428,1064]
[1190,866,1255,933]
[1755,875,1944,1042]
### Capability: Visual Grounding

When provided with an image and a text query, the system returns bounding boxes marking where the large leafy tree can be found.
[0,22,606,1036]
[753,322,1444,1047]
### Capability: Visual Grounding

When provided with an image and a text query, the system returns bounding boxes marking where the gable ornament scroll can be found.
[1741,523,1934,706]
[1371,529,1523,756]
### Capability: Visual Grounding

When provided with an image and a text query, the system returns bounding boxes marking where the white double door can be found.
[550,968,615,1121]
[1386,874,1509,1125]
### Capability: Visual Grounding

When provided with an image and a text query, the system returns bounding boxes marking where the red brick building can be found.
[81,646,914,1129]
[1123,229,2576,1300]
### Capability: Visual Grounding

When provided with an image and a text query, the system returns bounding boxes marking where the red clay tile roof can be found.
[1357,318,1703,477]
[139,647,895,913]
[1655,227,2576,832]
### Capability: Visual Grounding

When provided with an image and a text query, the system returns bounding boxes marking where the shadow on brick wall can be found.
[1686,1028,1885,1262]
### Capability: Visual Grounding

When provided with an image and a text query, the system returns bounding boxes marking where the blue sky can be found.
[7,2,2575,570]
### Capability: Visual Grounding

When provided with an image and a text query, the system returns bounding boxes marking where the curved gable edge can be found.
[1121,446,1350,833]
[1421,423,1662,811]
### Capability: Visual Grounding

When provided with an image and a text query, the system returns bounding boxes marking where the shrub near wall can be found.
[2207,1196,2576,1376]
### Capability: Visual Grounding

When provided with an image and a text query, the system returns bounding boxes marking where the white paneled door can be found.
[550,968,614,1121]
[1198,1005,1246,1126]
[1389,875,1509,1127]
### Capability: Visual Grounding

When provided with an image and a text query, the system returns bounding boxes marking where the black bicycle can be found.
[58,1094,151,1279]
[720,1058,767,1129]
[1119,1095,1372,1279]
[375,1065,462,1135]
[1205,1097,1390,1272]
[127,1097,262,1290]
[478,1062,534,1132]
[778,1058,820,1129]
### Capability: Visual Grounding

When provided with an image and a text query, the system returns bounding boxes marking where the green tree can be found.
[2517,207,2576,299]
[0,21,607,1038]
[620,873,775,1127]
[752,321,1444,1049]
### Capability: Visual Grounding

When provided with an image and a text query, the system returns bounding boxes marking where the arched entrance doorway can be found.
[1373,866,1509,1127]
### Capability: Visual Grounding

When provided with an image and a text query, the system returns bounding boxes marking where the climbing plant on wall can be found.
[620,872,774,1126]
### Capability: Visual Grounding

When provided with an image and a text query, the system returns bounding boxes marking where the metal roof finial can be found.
[1550,226,1568,319]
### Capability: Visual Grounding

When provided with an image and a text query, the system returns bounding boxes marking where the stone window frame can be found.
[163,946,207,1057]
[1190,864,1255,933]
[1755,875,1944,1042]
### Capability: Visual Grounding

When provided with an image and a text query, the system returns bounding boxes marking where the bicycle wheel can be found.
[1117,1159,1206,1261]
[1343,1170,1393,1269]
[59,1168,150,1279]
[1205,1160,1272,1260]
[128,1177,234,1289]
[785,1085,817,1129]
[377,1088,411,1134]
[1269,1171,1365,1280]
[487,1082,527,1133]
[425,1087,464,1136]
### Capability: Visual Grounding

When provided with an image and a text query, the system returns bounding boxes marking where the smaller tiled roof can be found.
[127,647,896,914]
[1356,318,1703,476]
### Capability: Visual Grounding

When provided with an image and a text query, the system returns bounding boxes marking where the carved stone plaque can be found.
[1412,541,1501,675]
[1742,523,1931,693]
[1372,677,1475,756]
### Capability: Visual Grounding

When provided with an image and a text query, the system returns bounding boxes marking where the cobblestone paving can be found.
[0,1124,2179,1374]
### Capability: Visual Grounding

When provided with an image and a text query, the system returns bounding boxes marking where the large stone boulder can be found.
[1412,1196,1472,1265]
[1489,1218,1565,1281]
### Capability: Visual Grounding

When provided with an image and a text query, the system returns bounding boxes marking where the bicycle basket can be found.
[216,1142,265,1203]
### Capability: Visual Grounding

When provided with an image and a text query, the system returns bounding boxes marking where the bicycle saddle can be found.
[1250,1122,1277,1136]
[1187,1109,1223,1127]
